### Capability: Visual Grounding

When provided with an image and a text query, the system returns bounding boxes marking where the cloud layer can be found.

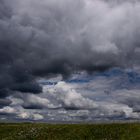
[0,0,140,121]
[0,68,140,122]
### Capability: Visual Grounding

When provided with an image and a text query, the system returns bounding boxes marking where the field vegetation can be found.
[0,123,140,140]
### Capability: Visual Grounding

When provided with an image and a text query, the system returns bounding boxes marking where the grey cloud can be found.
[113,89,140,113]
[4,72,139,122]
[0,0,140,98]
[0,0,140,121]
[0,99,12,108]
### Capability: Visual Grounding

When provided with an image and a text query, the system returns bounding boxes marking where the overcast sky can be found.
[0,0,140,122]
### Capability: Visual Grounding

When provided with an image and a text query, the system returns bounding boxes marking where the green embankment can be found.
[0,123,140,140]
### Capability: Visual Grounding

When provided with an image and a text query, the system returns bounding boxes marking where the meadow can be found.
[0,122,140,140]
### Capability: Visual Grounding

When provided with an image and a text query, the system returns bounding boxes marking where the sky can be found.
[0,0,140,122]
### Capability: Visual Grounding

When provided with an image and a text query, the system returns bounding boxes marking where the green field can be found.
[0,123,140,140]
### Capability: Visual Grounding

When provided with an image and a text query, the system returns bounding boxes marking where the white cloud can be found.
[17,112,44,120]
[45,81,98,109]
[0,106,16,114]
[23,94,55,109]
[33,113,44,120]
[18,112,30,119]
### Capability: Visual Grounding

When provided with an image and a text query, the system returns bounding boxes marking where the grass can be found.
[0,123,140,140]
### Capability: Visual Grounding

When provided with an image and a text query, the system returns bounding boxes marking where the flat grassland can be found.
[0,123,140,140]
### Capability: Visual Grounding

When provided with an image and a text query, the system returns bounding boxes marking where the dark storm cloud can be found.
[10,82,42,94]
[0,99,11,108]
[23,104,43,110]
[0,0,140,98]
[0,89,10,98]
